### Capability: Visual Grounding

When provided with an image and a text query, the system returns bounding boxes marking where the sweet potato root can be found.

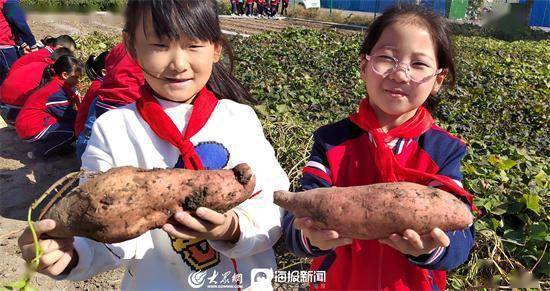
[275,182,472,240]
[44,163,255,243]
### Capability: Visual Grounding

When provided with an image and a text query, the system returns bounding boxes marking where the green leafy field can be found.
[73,26,549,288]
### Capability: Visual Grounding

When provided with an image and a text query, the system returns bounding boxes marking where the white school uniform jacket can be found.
[63,98,290,290]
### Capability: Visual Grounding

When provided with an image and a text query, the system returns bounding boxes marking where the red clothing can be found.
[0,1,15,46]
[10,46,54,72]
[96,42,144,107]
[303,101,474,290]
[16,78,77,139]
[246,0,254,4]
[74,79,102,136]
[0,61,50,107]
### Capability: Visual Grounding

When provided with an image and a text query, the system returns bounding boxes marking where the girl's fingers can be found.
[306,229,339,241]
[21,238,74,263]
[37,249,66,271]
[388,233,414,254]
[403,229,424,250]
[45,251,74,276]
[173,211,214,233]
[162,223,199,240]
[40,238,74,253]
[379,238,398,249]
[293,217,313,230]
[195,207,226,225]
[326,238,353,249]
[18,219,57,246]
[430,228,450,247]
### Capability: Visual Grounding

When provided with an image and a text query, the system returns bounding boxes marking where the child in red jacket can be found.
[75,50,109,159]
[15,55,83,159]
[0,47,73,125]
[93,42,144,118]
[0,0,37,85]
[10,35,76,72]
[283,4,475,290]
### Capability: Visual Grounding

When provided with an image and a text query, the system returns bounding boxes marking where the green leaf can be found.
[488,155,500,166]
[528,223,549,242]
[522,194,541,215]
[2,278,28,290]
[253,104,269,117]
[275,104,290,113]
[498,158,517,171]
[534,170,547,187]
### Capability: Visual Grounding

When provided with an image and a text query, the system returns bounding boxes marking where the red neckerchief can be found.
[350,98,476,211]
[136,85,219,170]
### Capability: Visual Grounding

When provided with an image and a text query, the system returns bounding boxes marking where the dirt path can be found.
[26,12,366,37]
[0,126,124,290]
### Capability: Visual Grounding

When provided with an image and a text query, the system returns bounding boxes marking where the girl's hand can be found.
[379,228,450,257]
[294,217,352,251]
[163,207,240,243]
[18,219,78,277]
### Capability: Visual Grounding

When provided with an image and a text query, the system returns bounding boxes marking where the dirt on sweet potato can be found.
[43,163,255,243]
[274,182,473,240]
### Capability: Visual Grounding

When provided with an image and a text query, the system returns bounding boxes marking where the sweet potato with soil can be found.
[43,163,255,243]
[275,182,473,240]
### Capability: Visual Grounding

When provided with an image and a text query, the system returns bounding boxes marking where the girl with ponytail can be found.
[74,50,109,159]
[17,1,289,289]
[15,54,83,159]
[0,47,72,124]
[10,34,76,72]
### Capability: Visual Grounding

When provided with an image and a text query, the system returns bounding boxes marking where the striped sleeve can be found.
[46,91,77,122]
[283,130,332,258]
[300,130,333,190]
[410,144,475,270]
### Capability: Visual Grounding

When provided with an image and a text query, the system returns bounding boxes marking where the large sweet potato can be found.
[275,182,472,240]
[44,163,255,243]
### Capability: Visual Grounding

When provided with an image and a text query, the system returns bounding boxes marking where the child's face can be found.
[361,22,446,121]
[61,71,81,87]
[129,14,222,103]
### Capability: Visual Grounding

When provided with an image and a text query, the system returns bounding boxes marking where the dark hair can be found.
[50,47,73,62]
[85,50,109,81]
[123,0,255,104]
[41,35,56,47]
[39,55,83,88]
[54,35,77,51]
[360,4,456,87]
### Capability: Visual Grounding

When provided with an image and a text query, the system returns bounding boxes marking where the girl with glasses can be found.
[283,4,476,290]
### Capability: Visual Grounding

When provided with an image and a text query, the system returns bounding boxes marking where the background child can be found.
[280,0,289,16]
[18,0,289,290]
[0,47,73,124]
[237,0,245,16]
[245,0,254,16]
[256,0,266,17]
[10,34,76,72]
[92,42,144,118]
[283,4,475,290]
[74,50,109,159]
[15,54,82,159]
[0,0,38,85]
[230,0,237,15]
[269,0,279,17]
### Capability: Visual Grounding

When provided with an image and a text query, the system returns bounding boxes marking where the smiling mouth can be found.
[165,77,192,83]
[385,89,407,97]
